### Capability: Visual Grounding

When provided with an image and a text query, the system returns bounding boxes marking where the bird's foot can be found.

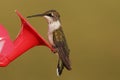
[52,46,57,53]
[53,49,57,53]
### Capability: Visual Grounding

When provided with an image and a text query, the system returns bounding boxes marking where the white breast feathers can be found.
[48,20,61,33]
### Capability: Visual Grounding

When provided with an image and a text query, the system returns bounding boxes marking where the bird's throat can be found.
[48,20,61,33]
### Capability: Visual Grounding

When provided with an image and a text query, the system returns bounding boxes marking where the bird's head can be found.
[27,10,60,23]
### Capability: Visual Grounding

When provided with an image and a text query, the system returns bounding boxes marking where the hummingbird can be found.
[27,10,72,76]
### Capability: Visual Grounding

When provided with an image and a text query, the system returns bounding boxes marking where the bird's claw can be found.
[52,48,57,53]
[51,46,57,53]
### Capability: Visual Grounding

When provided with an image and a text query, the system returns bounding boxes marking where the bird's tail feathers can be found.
[56,59,64,76]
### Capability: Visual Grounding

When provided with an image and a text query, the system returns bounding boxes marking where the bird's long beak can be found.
[27,13,45,18]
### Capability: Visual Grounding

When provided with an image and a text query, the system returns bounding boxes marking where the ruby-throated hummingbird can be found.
[27,10,72,76]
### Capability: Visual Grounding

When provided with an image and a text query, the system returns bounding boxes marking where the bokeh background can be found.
[0,0,120,80]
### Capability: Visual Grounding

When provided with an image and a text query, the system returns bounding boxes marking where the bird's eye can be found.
[47,13,53,17]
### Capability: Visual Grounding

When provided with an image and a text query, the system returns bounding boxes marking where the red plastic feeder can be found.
[0,10,54,67]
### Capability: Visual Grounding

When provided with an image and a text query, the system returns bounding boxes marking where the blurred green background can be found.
[0,0,120,80]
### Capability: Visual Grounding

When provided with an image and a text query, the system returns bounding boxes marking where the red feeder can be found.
[0,10,54,67]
